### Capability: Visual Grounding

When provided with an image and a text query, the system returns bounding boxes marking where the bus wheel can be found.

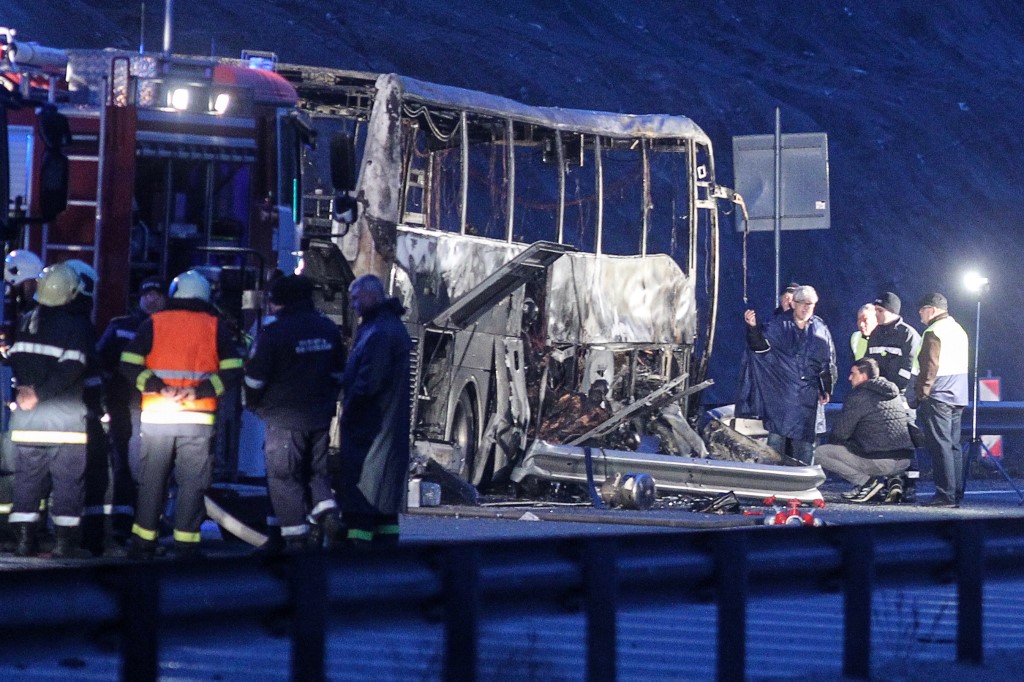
[451,389,478,483]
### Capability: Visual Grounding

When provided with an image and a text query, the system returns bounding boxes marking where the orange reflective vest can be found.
[139,310,221,426]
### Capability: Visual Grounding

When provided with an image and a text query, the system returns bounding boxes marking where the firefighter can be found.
[244,274,345,553]
[120,270,243,559]
[96,276,166,544]
[8,262,94,558]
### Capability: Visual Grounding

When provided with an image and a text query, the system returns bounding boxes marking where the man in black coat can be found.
[337,274,412,547]
[245,274,345,552]
[814,358,915,503]
[867,291,921,396]
[95,276,166,543]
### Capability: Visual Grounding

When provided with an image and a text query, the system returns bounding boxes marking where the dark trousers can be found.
[918,398,964,502]
[133,434,212,544]
[108,408,141,501]
[767,433,815,465]
[11,443,86,527]
[264,425,335,537]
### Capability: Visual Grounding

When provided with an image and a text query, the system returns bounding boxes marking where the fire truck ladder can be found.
[41,116,99,268]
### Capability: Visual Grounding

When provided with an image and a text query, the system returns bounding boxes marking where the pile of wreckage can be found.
[412,375,826,513]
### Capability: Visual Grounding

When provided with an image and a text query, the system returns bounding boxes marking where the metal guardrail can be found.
[0,517,1020,682]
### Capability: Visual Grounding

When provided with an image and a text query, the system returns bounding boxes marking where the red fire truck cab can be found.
[3,38,302,331]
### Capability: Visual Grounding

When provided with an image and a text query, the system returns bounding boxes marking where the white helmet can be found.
[34,262,80,307]
[4,250,43,285]
[64,259,98,298]
[169,270,211,302]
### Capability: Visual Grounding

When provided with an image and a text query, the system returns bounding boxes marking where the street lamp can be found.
[960,271,1024,502]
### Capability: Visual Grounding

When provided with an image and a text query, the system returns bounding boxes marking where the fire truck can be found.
[1,27,825,523]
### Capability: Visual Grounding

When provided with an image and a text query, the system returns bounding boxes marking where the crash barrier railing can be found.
[0,517,1020,682]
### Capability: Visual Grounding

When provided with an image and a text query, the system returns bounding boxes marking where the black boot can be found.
[52,526,92,559]
[15,523,38,557]
[127,536,157,560]
[315,509,344,550]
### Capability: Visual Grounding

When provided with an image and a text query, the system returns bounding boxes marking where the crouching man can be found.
[815,358,915,503]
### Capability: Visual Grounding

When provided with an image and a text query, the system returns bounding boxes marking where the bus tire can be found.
[451,388,479,484]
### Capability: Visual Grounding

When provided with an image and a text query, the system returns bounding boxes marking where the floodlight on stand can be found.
[963,271,989,294]
[169,87,190,111]
[959,270,1024,503]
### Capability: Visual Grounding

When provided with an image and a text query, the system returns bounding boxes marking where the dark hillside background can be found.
[7,0,1024,406]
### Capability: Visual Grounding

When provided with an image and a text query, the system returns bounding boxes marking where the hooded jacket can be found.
[830,376,914,459]
[338,297,412,515]
[737,311,837,442]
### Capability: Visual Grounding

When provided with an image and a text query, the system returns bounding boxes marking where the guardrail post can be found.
[842,527,874,679]
[956,522,984,664]
[583,538,617,682]
[443,545,480,682]
[120,566,159,682]
[290,551,327,682]
[714,533,748,682]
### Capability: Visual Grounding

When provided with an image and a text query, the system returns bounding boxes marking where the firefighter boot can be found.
[14,523,38,557]
[127,536,158,560]
[52,526,92,559]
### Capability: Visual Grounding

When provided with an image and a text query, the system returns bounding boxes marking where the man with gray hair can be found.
[738,284,837,465]
[336,274,412,546]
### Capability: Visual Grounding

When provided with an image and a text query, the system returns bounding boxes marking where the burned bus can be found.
[287,69,823,500]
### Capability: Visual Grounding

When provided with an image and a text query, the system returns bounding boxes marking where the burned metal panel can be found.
[510,441,825,502]
[394,226,525,331]
[430,241,573,330]
[546,253,695,346]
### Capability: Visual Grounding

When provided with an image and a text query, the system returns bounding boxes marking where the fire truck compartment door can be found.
[430,240,575,330]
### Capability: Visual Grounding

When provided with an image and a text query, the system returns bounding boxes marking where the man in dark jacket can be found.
[815,358,915,503]
[737,285,837,464]
[8,262,94,557]
[95,276,166,543]
[337,274,412,546]
[245,274,345,552]
[867,291,921,395]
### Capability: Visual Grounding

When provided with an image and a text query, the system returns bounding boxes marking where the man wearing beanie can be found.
[245,274,346,552]
[868,292,921,395]
[913,292,969,507]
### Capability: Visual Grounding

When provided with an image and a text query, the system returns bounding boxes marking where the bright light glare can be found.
[213,93,230,114]
[169,88,190,111]
[963,271,990,293]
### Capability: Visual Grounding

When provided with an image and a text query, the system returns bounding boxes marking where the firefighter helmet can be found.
[169,270,211,302]
[34,262,80,307]
[64,259,98,298]
[4,250,43,285]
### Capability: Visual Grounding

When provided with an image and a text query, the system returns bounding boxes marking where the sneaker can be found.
[883,476,904,504]
[848,477,886,503]
[843,479,878,500]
